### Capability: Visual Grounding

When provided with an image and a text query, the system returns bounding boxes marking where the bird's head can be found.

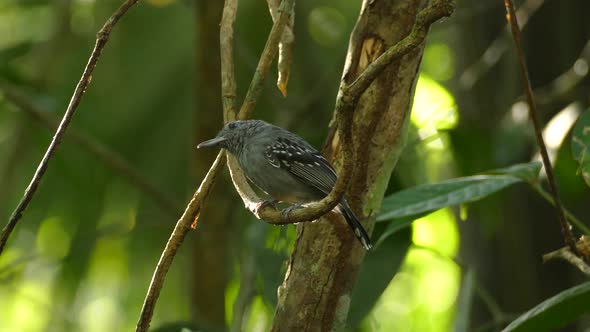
[197,120,266,155]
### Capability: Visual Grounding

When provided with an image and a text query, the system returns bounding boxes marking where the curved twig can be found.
[0,0,140,256]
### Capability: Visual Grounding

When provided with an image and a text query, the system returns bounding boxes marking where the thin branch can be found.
[0,0,140,256]
[135,151,226,332]
[238,0,295,120]
[220,0,239,120]
[267,0,295,97]
[503,0,580,257]
[543,246,590,277]
[0,80,182,219]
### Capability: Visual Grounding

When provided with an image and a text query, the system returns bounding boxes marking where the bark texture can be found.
[270,0,428,330]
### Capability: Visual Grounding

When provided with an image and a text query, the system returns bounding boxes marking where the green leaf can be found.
[502,281,590,332]
[484,162,542,183]
[571,110,590,187]
[374,162,542,244]
[377,175,521,222]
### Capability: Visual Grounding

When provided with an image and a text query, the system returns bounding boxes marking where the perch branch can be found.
[543,236,590,277]
[503,0,580,258]
[0,0,140,256]
[0,80,181,219]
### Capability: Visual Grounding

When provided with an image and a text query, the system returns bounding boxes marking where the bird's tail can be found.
[336,202,372,250]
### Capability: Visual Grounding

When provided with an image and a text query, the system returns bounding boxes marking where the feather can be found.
[265,137,337,194]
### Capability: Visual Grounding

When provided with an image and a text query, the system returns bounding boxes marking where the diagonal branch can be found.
[503,0,582,258]
[0,0,140,256]
[0,80,182,219]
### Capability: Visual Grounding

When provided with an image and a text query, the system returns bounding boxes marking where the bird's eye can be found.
[228,122,237,130]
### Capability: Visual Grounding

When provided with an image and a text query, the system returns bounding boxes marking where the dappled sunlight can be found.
[412,75,458,131]
[36,217,71,260]
[363,209,460,331]
[413,208,459,257]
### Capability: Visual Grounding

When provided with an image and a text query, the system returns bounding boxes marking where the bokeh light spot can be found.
[36,217,71,260]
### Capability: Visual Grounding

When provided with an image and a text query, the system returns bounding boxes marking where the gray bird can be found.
[197,120,372,250]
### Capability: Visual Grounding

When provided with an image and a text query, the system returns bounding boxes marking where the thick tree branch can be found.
[0,80,181,219]
[0,0,140,256]
[503,0,581,258]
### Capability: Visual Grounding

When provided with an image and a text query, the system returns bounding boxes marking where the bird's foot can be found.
[281,202,304,223]
[253,200,279,219]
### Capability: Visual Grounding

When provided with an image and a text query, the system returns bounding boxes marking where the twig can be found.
[266,0,295,97]
[0,80,181,219]
[135,152,226,332]
[0,0,140,256]
[220,0,239,120]
[503,0,580,257]
[238,0,295,120]
[543,247,590,277]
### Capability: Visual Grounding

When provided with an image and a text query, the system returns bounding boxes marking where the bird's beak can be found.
[197,136,226,149]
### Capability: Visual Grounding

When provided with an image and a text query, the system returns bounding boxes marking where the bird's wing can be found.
[265,136,337,195]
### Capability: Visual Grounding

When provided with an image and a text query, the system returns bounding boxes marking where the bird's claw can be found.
[253,200,279,219]
[281,202,304,223]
